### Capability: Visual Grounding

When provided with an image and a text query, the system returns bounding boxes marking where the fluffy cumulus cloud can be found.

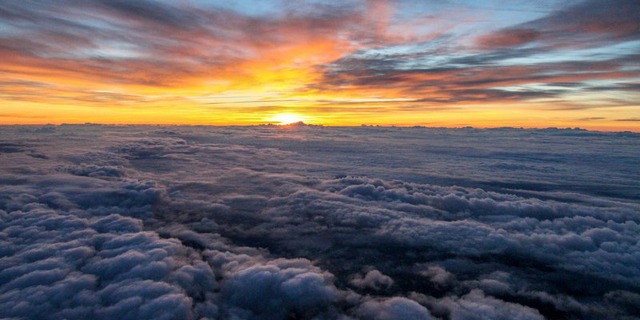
[350,268,394,291]
[1,124,639,319]
[356,297,434,320]
[433,290,545,320]
[0,208,207,319]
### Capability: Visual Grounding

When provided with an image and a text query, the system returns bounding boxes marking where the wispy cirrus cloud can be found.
[474,0,640,49]
[0,0,638,128]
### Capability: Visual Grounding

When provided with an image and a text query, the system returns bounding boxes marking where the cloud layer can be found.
[1,124,639,319]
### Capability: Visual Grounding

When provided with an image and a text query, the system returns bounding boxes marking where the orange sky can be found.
[0,0,638,131]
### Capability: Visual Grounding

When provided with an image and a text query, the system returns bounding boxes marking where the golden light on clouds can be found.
[0,0,638,131]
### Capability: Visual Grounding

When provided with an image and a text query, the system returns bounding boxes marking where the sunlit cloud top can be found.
[1,0,639,130]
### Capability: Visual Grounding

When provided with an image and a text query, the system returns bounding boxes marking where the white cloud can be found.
[350,268,394,291]
[356,297,434,320]
[440,289,545,320]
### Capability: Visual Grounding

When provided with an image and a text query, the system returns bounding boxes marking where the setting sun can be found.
[269,113,306,125]
[0,1,638,131]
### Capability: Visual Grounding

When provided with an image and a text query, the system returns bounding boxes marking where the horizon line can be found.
[1,122,638,134]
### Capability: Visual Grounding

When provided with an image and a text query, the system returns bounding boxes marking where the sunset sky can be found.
[1,0,639,130]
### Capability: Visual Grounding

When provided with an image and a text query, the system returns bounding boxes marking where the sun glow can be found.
[269,113,306,125]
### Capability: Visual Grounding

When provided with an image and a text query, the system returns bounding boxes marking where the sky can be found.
[0,0,639,130]
[1,125,639,319]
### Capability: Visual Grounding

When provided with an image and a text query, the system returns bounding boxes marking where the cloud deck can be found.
[1,125,639,319]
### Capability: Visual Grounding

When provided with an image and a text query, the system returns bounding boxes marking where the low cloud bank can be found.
[1,125,638,319]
